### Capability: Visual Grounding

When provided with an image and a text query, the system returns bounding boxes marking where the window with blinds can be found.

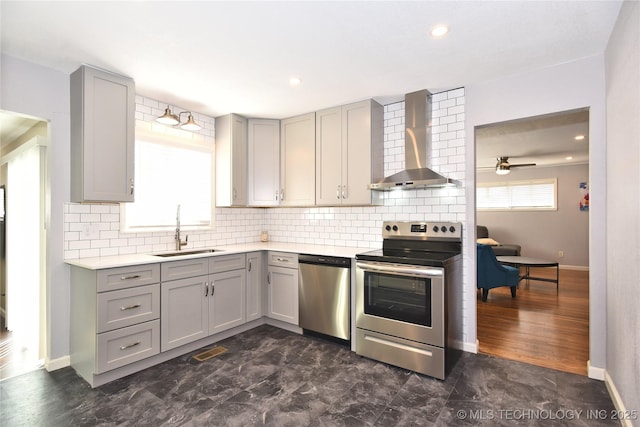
[477,178,557,211]
[121,124,214,232]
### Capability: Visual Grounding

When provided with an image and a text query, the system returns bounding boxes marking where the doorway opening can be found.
[0,110,49,380]
[474,109,590,376]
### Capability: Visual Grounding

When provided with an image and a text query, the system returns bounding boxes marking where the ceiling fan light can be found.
[496,164,510,175]
[156,106,180,125]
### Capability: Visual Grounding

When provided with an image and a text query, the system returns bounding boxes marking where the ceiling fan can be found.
[494,157,536,175]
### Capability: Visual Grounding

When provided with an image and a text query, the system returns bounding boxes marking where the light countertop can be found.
[65,241,377,270]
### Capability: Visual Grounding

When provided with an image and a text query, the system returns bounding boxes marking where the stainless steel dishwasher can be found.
[298,254,351,341]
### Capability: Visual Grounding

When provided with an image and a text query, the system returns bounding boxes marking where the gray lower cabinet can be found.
[160,254,247,352]
[70,263,161,385]
[266,251,299,325]
[246,252,263,322]
[70,250,303,387]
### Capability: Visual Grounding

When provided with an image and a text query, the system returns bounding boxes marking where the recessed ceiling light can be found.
[430,25,449,38]
[289,77,302,87]
[574,135,585,141]
[565,156,573,160]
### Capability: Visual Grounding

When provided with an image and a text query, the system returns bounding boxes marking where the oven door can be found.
[355,261,444,347]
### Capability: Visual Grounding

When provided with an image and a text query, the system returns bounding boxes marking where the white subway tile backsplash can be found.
[65,89,466,259]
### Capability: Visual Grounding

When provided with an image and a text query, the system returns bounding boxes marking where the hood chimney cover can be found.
[370,89,458,190]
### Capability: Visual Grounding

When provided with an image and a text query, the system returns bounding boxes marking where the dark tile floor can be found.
[0,325,618,426]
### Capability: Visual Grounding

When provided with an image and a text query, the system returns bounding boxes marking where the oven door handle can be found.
[357,261,443,277]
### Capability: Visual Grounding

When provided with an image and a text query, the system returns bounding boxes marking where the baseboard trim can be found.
[587,360,605,380]
[560,264,589,271]
[453,339,478,353]
[605,371,634,427]
[45,355,70,372]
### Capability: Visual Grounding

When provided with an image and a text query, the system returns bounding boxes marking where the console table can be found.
[496,256,559,291]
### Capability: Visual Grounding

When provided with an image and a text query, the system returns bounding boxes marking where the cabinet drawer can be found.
[210,253,246,274]
[96,320,160,374]
[268,251,298,268]
[161,258,208,281]
[97,264,160,292]
[97,284,160,333]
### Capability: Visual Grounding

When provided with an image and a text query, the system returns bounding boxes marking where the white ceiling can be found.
[1,1,622,121]
[475,109,590,170]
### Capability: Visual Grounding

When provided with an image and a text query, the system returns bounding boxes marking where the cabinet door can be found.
[246,252,263,322]
[209,269,246,334]
[231,115,248,205]
[161,277,208,351]
[248,119,280,206]
[315,106,343,205]
[267,266,299,325]
[280,112,315,206]
[70,65,135,202]
[343,100,383,205]
[215,114,248,207]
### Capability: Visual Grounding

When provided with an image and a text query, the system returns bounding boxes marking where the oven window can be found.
[363,271,432,327]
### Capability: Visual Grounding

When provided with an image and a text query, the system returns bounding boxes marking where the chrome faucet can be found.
[175,204,188,251]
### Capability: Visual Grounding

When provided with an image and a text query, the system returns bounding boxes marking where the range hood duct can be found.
[369,89,458,190]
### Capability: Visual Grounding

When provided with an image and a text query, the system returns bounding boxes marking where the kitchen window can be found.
[121,124,214,232]
[477,178,557,211]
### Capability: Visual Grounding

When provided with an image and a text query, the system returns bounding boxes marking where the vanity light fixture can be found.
[156,106,202,131]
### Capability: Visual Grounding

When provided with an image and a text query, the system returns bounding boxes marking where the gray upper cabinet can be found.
[216,114,248,207]
[247,119,280,206]
[70,65,135,202]
[316,99,384,206]
[280,112,316,206]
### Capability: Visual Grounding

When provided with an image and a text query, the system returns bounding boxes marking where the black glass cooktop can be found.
[356,248,461,267]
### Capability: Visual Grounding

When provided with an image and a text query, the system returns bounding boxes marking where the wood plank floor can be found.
[477,267,589,376]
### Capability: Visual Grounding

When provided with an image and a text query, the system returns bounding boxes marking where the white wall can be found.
[1,55,71,364]
[477,163,590,267]
[465,54,607,376]
[605,0,640,420]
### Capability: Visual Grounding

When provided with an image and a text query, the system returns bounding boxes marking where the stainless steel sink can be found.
[152,249,221,257]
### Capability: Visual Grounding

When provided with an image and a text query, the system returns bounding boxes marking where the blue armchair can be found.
[477,243,520,302]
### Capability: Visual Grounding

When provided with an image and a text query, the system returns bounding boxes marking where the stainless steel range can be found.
[355,221,463,379]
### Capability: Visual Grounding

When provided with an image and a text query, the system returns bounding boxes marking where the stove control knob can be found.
[385,225,391,232]
[433,226,439,232]
[449,226,456,233]
[392,225,399,232]
[440,226,447,232]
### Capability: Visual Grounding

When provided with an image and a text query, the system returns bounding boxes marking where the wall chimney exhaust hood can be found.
[369,89,459,191]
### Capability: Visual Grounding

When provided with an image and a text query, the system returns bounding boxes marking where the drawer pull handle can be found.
[276,258,288,262]
[120,341,141,350]
[121,275,141,280]
[120,304,141,311]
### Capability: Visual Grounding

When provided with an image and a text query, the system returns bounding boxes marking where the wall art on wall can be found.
[579,182,589,211]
